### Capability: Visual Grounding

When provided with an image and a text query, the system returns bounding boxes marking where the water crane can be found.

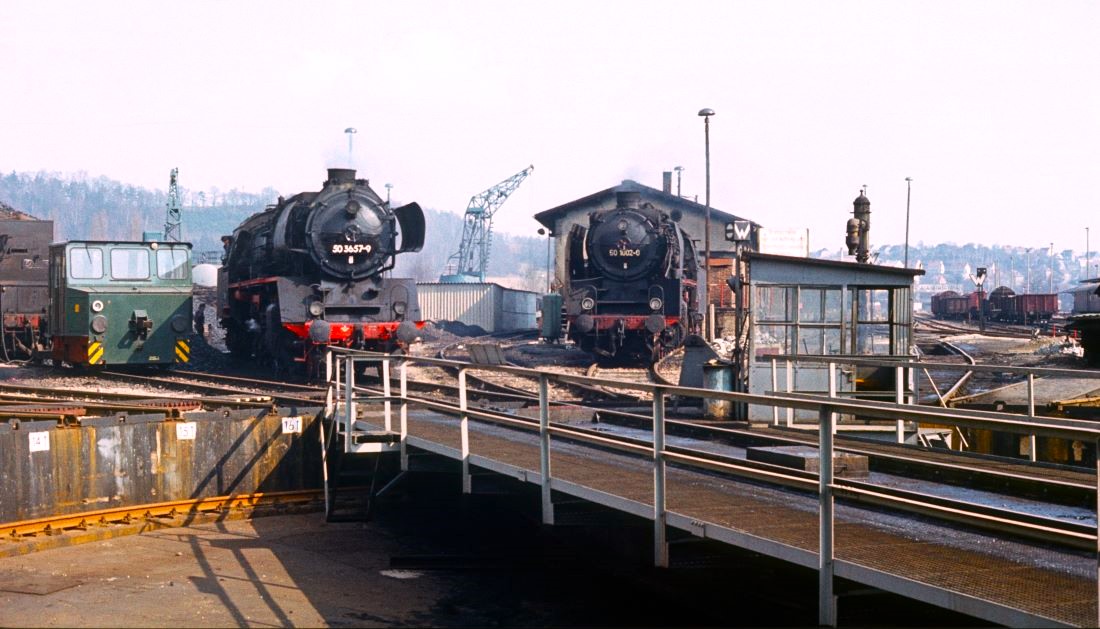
[440,165,534,283]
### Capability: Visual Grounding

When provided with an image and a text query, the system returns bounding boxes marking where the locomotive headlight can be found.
[90,315,108,334]
[169,315,189,333]
[648,297,663,311]
[308,301,324,317]
[91,300,104,313]
[580,297,595,311]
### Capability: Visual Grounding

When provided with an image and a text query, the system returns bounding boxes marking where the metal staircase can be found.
[320,351,407,521]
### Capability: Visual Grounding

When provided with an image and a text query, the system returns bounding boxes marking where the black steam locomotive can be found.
[218,168,426,375]
[0,209,52,361]
[563,191,702,361]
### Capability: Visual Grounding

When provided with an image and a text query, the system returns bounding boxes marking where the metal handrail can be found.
[326,346,1100,627]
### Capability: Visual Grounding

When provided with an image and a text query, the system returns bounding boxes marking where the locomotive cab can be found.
[49,241,193,367]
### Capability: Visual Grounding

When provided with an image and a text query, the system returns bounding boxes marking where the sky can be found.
[2,1,1098,253]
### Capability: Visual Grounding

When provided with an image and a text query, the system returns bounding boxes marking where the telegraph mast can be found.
[164,168,182,242]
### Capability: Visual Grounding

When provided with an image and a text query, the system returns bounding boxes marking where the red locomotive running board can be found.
[585,315,680,331]
[281,320,425,343]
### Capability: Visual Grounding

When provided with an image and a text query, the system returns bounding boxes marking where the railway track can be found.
[5,355,1096,556]
[915,314,1039,339]
[0,490,323,557]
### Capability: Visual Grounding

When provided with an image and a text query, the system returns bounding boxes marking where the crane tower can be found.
[164,167,182,242]
[440,165,534,283]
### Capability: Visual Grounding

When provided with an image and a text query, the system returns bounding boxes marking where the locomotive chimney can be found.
[662,171,672,194]
[326,168,357,186]
[616,191,642,210]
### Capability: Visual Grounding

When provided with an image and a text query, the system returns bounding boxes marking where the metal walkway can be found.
[323,349,1100,627]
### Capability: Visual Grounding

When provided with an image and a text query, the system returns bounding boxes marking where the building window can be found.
[852,287,910,355]
[755,284,910,360]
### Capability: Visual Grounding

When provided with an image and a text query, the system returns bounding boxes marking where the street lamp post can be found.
[1087,227,1091,280]
[698,108,715,340]
[344,127,357,165]
[904,177,912,268]
[537,228,551,293]
[385,183,393,205]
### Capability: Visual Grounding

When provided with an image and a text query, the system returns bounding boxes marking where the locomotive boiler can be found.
[563,191,702,361]
[218,168,425,375]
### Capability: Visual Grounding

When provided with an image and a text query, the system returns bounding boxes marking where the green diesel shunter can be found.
[49,240,193,367]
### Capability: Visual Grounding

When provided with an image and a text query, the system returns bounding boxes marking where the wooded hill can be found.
[0,170,549,292]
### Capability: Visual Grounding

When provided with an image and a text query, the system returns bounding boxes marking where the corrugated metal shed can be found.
[417,282,538,333]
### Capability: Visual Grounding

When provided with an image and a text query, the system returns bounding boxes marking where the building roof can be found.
[533,179,757,233]
[744,251,926,277]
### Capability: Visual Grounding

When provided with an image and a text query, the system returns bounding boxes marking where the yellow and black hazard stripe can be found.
[88,340,103,365]
[175,338,190,363]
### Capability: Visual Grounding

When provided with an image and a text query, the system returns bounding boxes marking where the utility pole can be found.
[904,177,912,268]
[698,108,715,340]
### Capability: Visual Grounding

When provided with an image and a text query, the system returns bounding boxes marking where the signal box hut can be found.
[533,178,759,328]
[740,252,924,422]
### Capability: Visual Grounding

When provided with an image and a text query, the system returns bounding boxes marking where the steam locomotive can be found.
[218,169,426,376]
[0,210,51,361]
[563,191,702,361]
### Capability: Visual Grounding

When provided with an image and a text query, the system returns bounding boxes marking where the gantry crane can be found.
[440,165,534,283]
[164,167,182,242]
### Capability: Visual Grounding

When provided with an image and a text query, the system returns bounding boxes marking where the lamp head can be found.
[698,108,715,117]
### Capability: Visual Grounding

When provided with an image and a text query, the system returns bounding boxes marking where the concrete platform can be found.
[746,445,869,478]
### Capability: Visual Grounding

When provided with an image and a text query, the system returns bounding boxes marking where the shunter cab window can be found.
[110,248,150,280]
[157,248,191,280]
[68,247,104,279]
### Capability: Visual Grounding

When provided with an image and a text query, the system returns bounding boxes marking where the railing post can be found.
[786,359,794,427]
[771,358,780,426]
[399,360,409,472]
[819,403,836,626]
[382,357,392,432]
[910,363,918,405]
[828,362,837,435]
[895,365,905,443]
[653,385,668,568]
[324,350,334,417]
[538,374,554,525]
[1028,373,1037,462]
[334,352,343,419]
[344,355,355,454]
[459,368,471,494]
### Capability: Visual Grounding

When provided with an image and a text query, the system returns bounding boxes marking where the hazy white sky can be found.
[2,1,1097,252]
